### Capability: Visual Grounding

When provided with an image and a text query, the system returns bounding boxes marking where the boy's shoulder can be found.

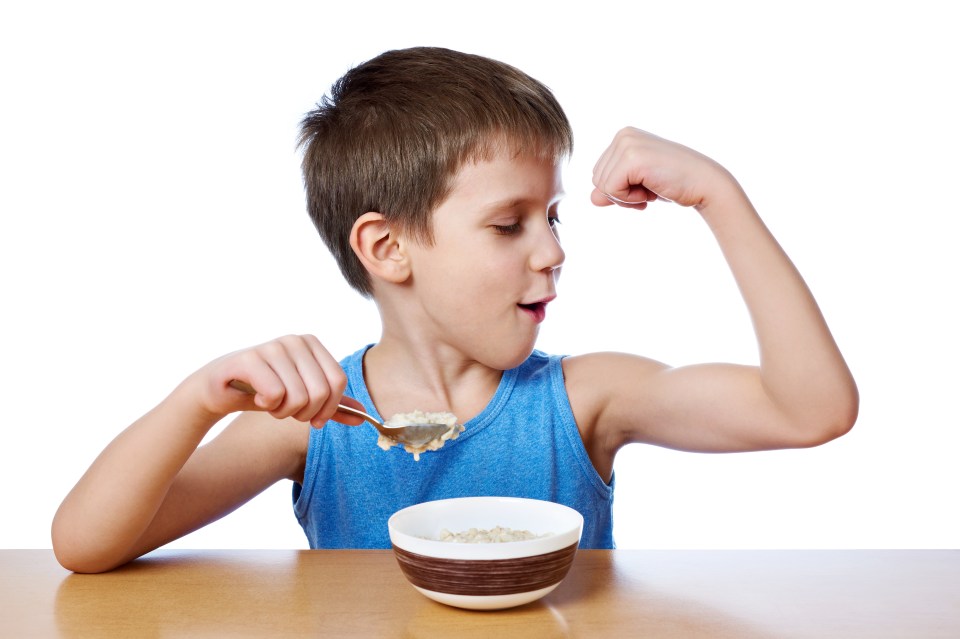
[525,348,560,366]
[560,350,664,388]
[510,349,569,384]
[560,351,666,437]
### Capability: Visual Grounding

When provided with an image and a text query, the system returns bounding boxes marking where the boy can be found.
[52,47,858,573]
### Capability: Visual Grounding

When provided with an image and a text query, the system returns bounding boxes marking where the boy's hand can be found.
[191,334,363,428]
[590,127,739,212]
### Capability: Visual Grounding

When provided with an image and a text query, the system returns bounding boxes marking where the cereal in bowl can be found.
[438,526,553,543]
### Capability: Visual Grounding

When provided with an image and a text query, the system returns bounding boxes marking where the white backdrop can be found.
[2,1,957,550]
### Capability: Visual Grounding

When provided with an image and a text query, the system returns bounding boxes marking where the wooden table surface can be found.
[2,549,958,637]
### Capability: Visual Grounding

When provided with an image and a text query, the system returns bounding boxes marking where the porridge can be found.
[377,410,463,461]
[437,526,553,543]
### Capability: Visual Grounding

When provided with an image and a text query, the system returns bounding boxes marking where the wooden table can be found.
[2,549,958,637]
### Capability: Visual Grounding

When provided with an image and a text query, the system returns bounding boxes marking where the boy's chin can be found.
[479,336,539,371]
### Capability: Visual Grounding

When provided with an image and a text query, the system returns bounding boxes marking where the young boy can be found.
[52,47,858,573]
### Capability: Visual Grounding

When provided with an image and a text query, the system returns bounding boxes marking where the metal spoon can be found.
[603,192,644,205]
[227,380,453,448]
[602,191,672,205]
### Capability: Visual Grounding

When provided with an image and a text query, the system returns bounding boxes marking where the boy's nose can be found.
[530,225,565,273]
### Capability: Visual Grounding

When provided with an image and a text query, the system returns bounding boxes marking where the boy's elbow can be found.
[793,384,860,448]
[805,406,857,448]
[53,541,125,574]
[828,380,860,441]
[52,517,127,574]
[53,551,98,575]
[51,532,95,574]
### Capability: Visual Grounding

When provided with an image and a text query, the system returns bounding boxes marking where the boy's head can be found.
[298,47,573,297]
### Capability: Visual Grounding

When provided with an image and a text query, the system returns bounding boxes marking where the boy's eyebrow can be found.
[480,193,566,214]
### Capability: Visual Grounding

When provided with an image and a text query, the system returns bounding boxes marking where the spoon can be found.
[227,380,453,448]
[602,191,672,206]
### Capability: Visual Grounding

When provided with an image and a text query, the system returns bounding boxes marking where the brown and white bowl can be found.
[387,496,583,610]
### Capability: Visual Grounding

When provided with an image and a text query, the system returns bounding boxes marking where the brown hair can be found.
[298,47,573,296]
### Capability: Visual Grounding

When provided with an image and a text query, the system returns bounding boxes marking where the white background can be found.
[1,1,957,550]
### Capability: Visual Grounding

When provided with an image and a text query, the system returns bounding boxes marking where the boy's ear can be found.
[349,212,411,285]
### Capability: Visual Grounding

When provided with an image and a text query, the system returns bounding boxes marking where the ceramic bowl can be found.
[387,496,583,610]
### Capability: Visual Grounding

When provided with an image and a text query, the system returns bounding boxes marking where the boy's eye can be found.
[493,222,522,235]
[491,212,559,235]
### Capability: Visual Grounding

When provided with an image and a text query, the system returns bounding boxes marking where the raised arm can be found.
[51,334,361,573]
[567,128,858,478]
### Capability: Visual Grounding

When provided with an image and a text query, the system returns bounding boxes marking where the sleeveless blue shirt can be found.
[293,346,615,548]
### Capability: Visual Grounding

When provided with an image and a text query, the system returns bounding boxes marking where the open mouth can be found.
[518,301,548,323]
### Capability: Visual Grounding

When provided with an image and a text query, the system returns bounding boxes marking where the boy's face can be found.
[402,151,565,370]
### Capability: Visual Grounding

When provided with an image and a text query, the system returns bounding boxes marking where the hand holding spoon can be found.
[227,380,454,448]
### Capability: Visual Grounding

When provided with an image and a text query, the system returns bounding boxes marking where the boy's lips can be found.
[517,295,556,324]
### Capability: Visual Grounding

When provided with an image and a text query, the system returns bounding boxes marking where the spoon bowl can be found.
[334,403,454,448]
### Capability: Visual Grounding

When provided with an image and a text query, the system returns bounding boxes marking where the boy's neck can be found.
[362,337,503,424]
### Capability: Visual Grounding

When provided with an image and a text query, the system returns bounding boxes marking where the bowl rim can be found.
[387,496,584,560]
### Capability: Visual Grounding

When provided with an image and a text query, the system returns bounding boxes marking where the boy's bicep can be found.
[568,353,798,454]
[124,413,310,560]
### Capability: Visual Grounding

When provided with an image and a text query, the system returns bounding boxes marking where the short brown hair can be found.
[298,47,573,296]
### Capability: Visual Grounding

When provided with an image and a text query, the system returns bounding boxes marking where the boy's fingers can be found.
[281,338,336,424]
[289,367,331,424]
[225,334,359,427]
[257,340,313,419]
[593,127,679,210]
[302,335,351,424]
[327,395,366,427]
[594,145,633,196]
[229,355,286,411]
[590,189,616,207]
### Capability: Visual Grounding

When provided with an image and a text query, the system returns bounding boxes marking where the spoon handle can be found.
[227,379,257,394]
[333,403,382,427]
[227,380,379,426]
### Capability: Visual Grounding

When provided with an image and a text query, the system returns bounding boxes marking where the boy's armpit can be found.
[562,352,668,480]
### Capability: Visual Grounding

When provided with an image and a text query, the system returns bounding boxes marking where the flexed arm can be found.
[568,128,858,471]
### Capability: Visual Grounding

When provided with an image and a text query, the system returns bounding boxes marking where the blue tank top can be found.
[292,346,615,548]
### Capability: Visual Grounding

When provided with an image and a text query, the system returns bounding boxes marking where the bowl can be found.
[387,496,583,610]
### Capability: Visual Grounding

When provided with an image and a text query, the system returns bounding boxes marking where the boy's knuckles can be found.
[293,401,326,423]
[282,387,310,410]
[302,334,323,348]
[235,349,263,367]
[260,340,289,358]
[327,371,348,397]
[278,334,311,350]
[618,145,648,170]
[260,396,285,412]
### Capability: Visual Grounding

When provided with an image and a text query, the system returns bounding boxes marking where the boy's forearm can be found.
[52,378,222,573]
[698,186,859,440]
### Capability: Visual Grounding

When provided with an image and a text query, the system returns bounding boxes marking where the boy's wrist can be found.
[694,171,753,228]
[165,373,231,437]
